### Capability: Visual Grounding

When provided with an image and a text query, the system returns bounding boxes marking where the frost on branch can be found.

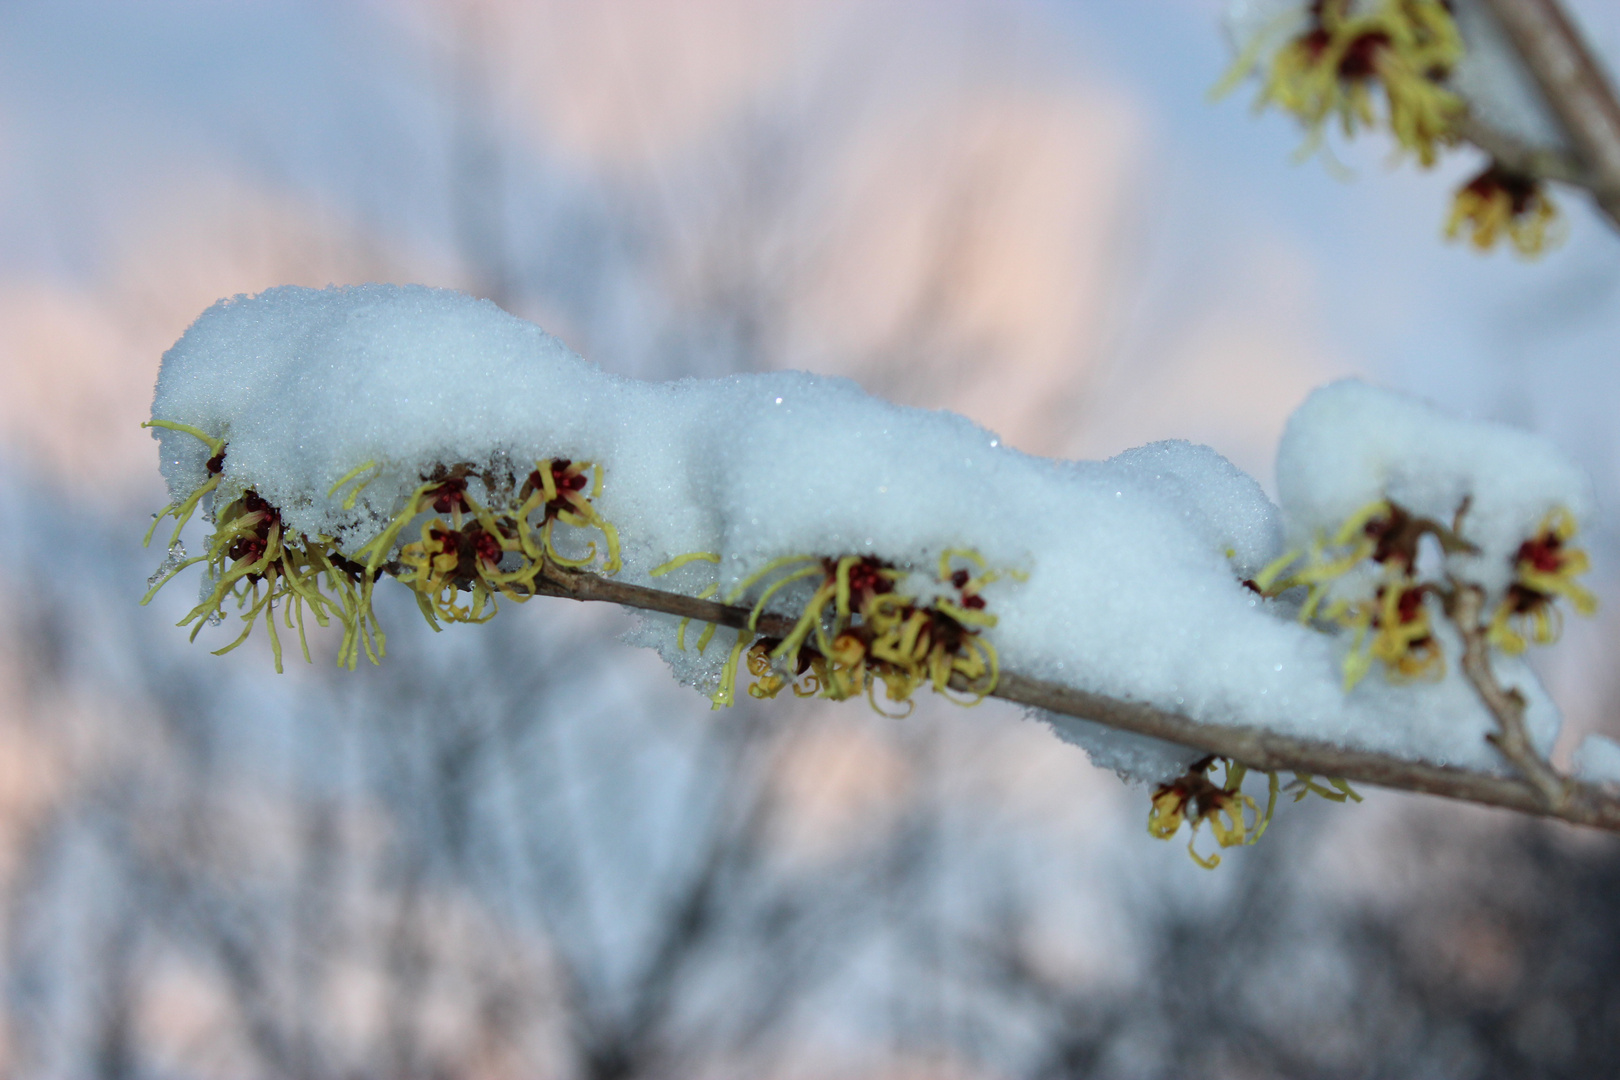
[1220,0,1572,254]
[145,285,1599,859]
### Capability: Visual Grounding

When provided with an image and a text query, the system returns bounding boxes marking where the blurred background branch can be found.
[1480,0,1620,227]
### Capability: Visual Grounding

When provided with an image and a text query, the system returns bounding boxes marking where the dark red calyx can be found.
[1466,165,1538,213]
[229,536,267,563]
[431,477,470,514]
[470,527,503,566]
[840,558,894,600]
[1517,534,1564,574]
[1507,582,1548,613]
[1338,31,1389,79]
[241,491,281,527]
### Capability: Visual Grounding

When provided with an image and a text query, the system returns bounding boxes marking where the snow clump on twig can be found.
[145,285,1592,787]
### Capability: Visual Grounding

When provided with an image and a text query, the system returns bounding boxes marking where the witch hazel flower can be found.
[1221,0,1567,258]
[1258,497,1475,688]
[1446,163,1564,256]
[1221,0,1465,165]
[1149,756,1362,868]
[143,285,628,669]
[1148,756,1270,869]
[358,457,620,629]
[1271,380,1596,687]
[753,549,1008,713]
[656,548,1014,713]
[1490,507,1598,652]
[140,451,624,664]
[141,423,378,673]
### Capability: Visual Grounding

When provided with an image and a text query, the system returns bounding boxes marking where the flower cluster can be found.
[659,550,1011,714]
[1148,757,1270,869]
[145,516,377,679]
[1148,756,1361,868]
[143,423,379,672]
[1489,508,1598,653]
[1224,0,1464,165]
[143,425,621,669]
[361,458,620,629]
[1221,1,1563,257]
[1445,164,1563,256]
[1259,498,1595,688]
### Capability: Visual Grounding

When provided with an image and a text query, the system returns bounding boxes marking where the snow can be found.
[151,285,1592,784]
[151,284,631,552]
[1276,379,1593,596]
[1572,734,1620,787]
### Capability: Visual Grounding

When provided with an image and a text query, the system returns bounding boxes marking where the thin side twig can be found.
[1454,113,1590,187]
[1447,582,1572,810]
[520,561,1620,836]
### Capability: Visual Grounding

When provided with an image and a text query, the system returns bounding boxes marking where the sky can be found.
[3,0,1616,470]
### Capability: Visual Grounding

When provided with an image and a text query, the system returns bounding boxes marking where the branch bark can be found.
[1475,0,1620,229]
[526,561,1620,836]
[1454,113,1590,187]
[1448,582,1573,810]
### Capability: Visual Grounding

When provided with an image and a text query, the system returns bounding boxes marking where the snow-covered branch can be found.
[531,558,1620,834]
[142,285,1620,862]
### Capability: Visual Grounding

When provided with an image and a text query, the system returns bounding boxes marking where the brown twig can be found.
[519,562,1620,835]
[1447,582,1572,809]
[1454,113,1590,187]
[1475,0,1620,229]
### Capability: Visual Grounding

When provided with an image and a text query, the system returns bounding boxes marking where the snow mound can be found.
[1573,734,1620,787]
[1276,379,1592,595]
[150,285,1593,784]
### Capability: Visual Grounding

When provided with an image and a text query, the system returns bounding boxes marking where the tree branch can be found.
[1454,113,1591,188]
[1448,582,1572,810]
[1475,0,1620,229]
[525,561,1620,836]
